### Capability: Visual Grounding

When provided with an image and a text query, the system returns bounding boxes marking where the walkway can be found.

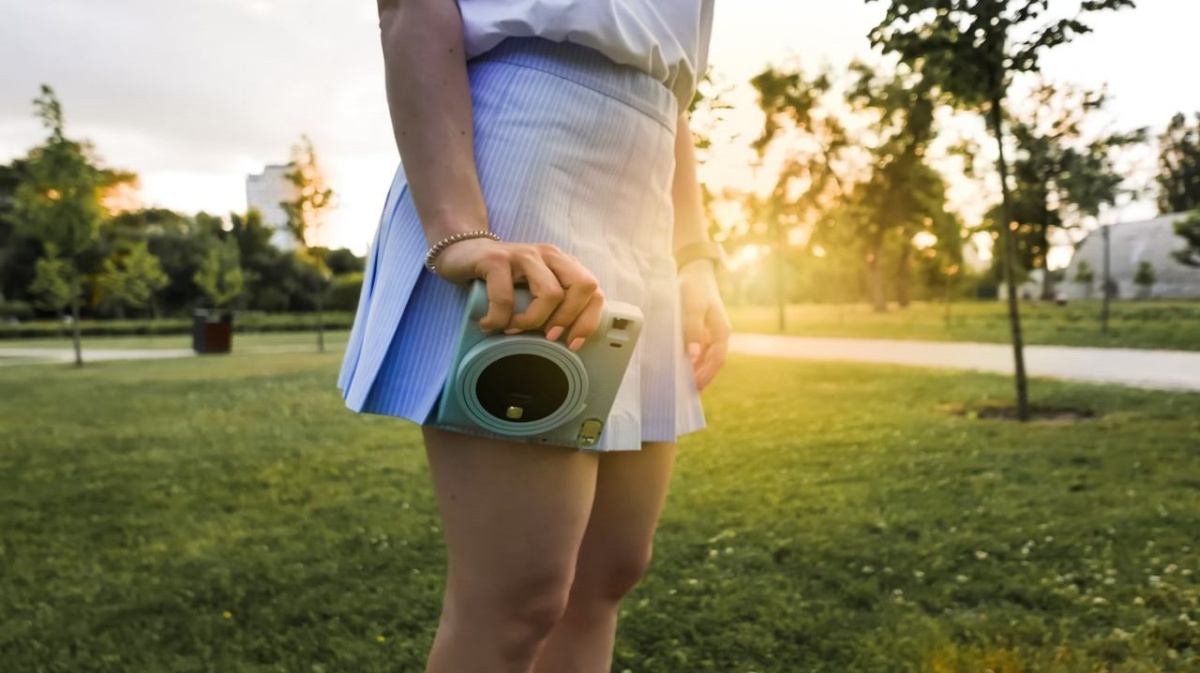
[730,333,1200,393]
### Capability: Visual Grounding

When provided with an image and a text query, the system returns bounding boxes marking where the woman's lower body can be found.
[337,37,706,671]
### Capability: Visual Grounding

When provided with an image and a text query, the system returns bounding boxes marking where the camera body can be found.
[428,278,644,450]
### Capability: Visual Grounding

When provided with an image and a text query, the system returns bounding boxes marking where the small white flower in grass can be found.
[1112,628,1130,640]
[1165,564,1178,574]
[1044,536,1054,543]
[913,570,925,580]
[1103,577,1116,585]
[974,550,988,561]
[956,574,969,583]
[862,565,874,574]
[1182,569,1193,577]
[708,549,718,558]
[893,588,904,596]
[724,547,734,554]
[1149,576,1162,586]
[883,567,893,575]
[668,589,677,595]
[1133,596,1145,605]
[1093,597,1108,605]
[687,578,699,585]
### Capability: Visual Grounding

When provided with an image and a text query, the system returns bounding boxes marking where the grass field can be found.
[727,300,1200,352]
[1,350,1198,671]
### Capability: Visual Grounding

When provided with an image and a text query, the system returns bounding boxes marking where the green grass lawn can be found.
[1,351,1198,671]
[728,300,1200,352]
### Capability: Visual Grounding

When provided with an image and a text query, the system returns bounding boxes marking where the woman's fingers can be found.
[538,250,601,342]
[478,260,515,333]
[563,290,606,351]
[695,304,731,391]
[505,247,565,332]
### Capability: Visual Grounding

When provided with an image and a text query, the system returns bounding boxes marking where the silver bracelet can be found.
[424,230,502,273]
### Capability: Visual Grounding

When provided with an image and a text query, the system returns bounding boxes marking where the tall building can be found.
[246,164,300,251]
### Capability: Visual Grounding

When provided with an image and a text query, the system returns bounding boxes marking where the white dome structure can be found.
[1063,213,1200,300]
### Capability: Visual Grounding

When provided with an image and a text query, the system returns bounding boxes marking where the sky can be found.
[2,0,1198,258]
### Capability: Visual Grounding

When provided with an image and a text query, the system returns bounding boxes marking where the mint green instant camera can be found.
[428,278,644,450]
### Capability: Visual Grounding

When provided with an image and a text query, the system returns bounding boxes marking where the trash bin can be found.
[193,308,233,354]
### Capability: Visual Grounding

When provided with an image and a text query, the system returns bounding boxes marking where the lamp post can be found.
[1101,223,1112,335]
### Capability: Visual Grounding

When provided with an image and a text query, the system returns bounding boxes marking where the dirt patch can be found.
[944,402,1100,424]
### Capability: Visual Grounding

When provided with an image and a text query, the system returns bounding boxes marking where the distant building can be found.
[1062,213,1200,300]
[246,164,299,251]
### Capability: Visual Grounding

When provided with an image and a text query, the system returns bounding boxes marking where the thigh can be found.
[572,441,678,591]
[422,427,601,597]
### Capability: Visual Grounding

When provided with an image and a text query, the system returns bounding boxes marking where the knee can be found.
[576,544,654,603]
[447,566,574,658]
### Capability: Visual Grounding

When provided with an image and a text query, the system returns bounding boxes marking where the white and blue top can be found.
[457,0,716,107]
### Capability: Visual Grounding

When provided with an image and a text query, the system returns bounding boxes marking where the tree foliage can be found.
[1174,209,1200,267]
[193,236,244,308]
[1157,112,1200,214]
[1007,80,1146,295]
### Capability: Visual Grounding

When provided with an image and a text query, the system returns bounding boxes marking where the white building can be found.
[1062,213,1200,300]
[246,164,300,251]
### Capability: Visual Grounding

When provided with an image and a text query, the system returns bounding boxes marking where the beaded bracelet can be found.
[424,229,502,273]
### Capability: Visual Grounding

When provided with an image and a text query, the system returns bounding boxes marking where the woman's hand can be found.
[679,260,731,392]
[434,237,606,352]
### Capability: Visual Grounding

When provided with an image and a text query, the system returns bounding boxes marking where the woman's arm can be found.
[376,0,605,347]
[671,112,711,253]
[378,0,486,247]
[672,111,730,392]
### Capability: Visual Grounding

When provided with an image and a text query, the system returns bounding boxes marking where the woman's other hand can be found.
[679,260,730,392]
[434,238,605,352]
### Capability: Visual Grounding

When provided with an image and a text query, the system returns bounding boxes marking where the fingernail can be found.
[688,342,701,359]
[504,327,521,335]
[546,325,563,341]
[569,337,584,351]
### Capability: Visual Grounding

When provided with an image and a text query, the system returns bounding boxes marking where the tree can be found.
[1173,209,1200,267]
[844,61,953,312]
[282,134,337,352]
[29,243,71,321]
[1008,80,1147,299]
[1157,113,1200,214]
[97,241,170,318]
[10,85,135,366]
[193,236,245,308]
[1133,260,1155,299]
[749,63,849,330]
[1073,259,1095,299]
[867,0,1137,421]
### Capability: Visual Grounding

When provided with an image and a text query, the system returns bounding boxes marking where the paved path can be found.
[0,347,196,364]
[3,337,1198,393]
[730,333,1200,393]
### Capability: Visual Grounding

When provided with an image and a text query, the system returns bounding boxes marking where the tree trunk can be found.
[943,271,954,329]
[316,283,326,353]
[988,96,1030,421]
[773,213,786,332]
[68,266,83,367]
[896,244,912,308]
[867,241,887,313]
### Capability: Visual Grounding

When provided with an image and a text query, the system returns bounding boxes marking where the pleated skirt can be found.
[336,37,706,452]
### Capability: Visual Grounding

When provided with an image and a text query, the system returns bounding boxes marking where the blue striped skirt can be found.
[336,37,706,452]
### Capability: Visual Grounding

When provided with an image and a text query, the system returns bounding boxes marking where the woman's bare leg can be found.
[531,440,679,673]
[422,426,601,673]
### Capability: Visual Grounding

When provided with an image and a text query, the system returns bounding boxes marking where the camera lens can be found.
[475,354,569,423]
